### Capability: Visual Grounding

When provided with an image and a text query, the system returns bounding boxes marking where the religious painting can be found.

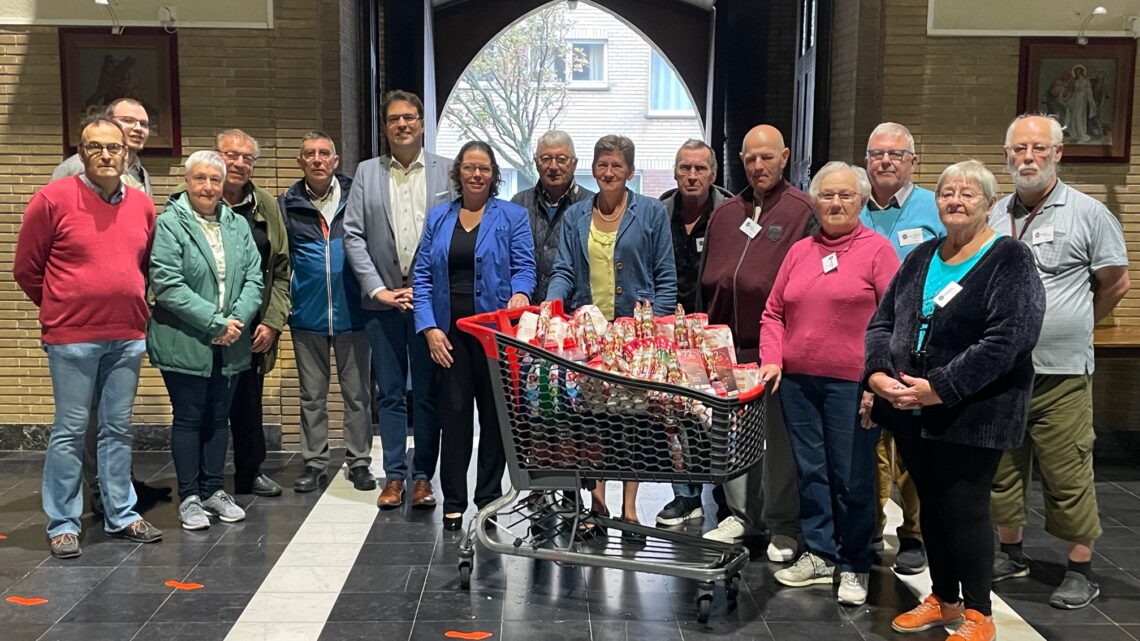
[1018,37,1135,163]
[58,28,181,156]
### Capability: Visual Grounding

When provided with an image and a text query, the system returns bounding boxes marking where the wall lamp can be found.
[1077,6,1108,45]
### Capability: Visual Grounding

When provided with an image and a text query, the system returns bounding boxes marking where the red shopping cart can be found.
[454,301,768,623]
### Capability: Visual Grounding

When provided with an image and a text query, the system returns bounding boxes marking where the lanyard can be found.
[1010,195,1050,240]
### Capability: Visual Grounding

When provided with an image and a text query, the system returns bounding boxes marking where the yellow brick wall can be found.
[0,0,352,445]
[830,0,1140,325]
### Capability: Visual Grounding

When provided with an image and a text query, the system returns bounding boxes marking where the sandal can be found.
[577,507,609,538]
[618,504,647,543]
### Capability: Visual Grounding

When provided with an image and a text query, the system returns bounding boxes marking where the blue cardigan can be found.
[413,197,536,333]
[545,189,677,317]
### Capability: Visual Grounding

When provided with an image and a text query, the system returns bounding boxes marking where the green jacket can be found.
[147,193,264,378]
[235,183,291,374]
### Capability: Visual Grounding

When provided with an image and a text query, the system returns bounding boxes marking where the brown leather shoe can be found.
[411,479,437,509]
[376,479,405,510]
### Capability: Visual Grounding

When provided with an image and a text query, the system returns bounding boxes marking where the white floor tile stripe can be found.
[883,498,1045,640]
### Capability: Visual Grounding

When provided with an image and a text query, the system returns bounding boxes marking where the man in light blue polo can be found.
[860,122,944,577]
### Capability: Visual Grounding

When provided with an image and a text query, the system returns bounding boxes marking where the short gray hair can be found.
[184,150,227,178]
[216,128,261,158]
[867,122,915,153]
[935,160,998,201]
[675,139,718,177]
[1004,114,1064,147]
[808,161,871,202]
[534,130,576,157]
[593,134,635,168]
[300,130,337,156]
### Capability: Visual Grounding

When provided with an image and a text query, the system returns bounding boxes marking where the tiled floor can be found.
[1,446,1140,640]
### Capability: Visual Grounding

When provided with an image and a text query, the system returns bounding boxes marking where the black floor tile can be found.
[119,539,216,566]
[40,540,136,567]
[408,620,502,641]
[340,563,427,593]
[414,589,506,621]
[590,620,684,641]
[2,623,52,641]
[95,564,192,593]
[501,619,599,640]
[134,620,235,641]
[36,622,143,641]
[0,589,89,624]
[326,591,421,622]
[676,618,774,640]
[997,593,1114,626]
[194,542,287,567]
[149,590,253,622]
[59,589,168,623]
[5,566,114,595]
[355,542,437,566]
[753,586,848,622]
[366,521,443,543]
[501,589,591,620]
[181,565,274,593]
[317,621,414,641]
[1031,623,1135,641]
[766,621,863,641]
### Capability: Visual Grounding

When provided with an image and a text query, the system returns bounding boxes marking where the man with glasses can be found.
[510,130,593,303]
[216,128,292,499]
[344,90,452,508]
[52,97,152,196]
[280,131,375,493]
[654,139,730,529]
[16,116,163,558]
[988,114,1130,610]
[859,122,944,576]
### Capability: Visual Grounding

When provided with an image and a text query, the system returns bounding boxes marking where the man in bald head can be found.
[697,125,815,560]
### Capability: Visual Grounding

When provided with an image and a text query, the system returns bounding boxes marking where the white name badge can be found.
[739,218,761,239]
[822,252,839,273]
[933,281,963,308]
[1031,226,1055,245]
[898,228,924,247]
[696,237,705,252]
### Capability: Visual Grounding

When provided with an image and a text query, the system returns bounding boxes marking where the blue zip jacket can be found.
[413,197,536,334]
[281,174,369,335]
[546,189,677,317]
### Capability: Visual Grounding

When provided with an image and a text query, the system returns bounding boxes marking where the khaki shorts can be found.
[991,374,1101,543]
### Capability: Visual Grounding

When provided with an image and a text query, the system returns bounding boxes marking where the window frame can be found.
[646,50,696,118]
[566,39,609,90]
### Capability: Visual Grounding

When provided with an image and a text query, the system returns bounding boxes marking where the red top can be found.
[13,176,156,344]
[760,223,899,382]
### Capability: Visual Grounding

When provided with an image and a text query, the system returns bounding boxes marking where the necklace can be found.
[593,191,628,223]
[595,208,623,223]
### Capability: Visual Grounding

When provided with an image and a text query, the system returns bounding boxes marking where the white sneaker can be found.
[703,515,745,543]
[774,551,835,587]
[201,490,246,523]
[766,534,797,562]
[837,571,869,605]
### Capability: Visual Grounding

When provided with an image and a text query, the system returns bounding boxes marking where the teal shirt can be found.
[919,235,999,337]
[860,184,945,260]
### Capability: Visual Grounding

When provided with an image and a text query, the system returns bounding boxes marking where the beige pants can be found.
[875,429,922,541]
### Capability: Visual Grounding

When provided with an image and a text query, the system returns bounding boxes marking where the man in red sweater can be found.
[13,117,163,559]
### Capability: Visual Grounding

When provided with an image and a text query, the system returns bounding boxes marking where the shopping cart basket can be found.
[453,302,768,623]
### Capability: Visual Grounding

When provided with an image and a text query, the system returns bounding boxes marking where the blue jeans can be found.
[43,340,145,538]
[366,308,439,480]
[671,483,702,499]
[162,351,237,502]
[779,374,879,572]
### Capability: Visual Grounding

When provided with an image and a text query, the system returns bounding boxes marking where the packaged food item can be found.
[516,311,540,343]
[732,363,763,394]
[704,325,736,362]
[676,349,712,391]
[708,347,737,395]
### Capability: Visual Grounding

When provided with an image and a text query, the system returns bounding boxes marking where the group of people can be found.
[13,88,1130,641]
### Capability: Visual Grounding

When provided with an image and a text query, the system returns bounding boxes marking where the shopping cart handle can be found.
[457,300,566,357]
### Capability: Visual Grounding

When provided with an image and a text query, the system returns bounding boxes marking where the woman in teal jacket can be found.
[148,150,263,531]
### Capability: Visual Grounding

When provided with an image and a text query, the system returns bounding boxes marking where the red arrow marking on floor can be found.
[164,580,204,590]
[0,534,7,541]
[444,632,493,640]
[6,596,48,606]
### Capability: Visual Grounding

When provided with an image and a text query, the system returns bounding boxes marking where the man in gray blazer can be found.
[344,90,452,510]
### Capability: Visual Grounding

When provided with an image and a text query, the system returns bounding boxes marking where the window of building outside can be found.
[569,40,607,87]
[575,170,641,194]
[648,50,694,115]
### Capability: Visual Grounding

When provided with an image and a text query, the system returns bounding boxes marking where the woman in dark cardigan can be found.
[862,160,1045,641]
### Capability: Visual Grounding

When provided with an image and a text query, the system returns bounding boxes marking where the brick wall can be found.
[829,0,1140,324]
[0,0,351,444]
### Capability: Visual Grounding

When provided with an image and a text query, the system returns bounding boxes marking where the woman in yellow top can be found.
[546,134,677,539]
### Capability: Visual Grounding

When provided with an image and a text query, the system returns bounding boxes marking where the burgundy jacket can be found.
[697,179,815,363]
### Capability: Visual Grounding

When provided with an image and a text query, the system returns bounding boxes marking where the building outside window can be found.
[648,50,694,115]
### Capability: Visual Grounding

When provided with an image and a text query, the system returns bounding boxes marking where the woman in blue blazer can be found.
[413,140,536,531]
[545,134,678,540]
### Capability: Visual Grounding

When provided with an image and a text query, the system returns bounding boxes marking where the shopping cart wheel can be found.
[457,546,474,590]
[726,573,741,602]
[695,581,714,623]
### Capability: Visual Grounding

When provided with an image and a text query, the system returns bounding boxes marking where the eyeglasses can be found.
[301,149,335,160]
[386,113,421,125]
[937,189,983,202]
[221,151,257,165]
[114,116,149,130]
[866,149,911,161]
[1007,144,1054,158]
[82,142,125,156]
[677,163,711,175]
[536,154,572,167]
[460,164,493,176]
[817,191,859,203]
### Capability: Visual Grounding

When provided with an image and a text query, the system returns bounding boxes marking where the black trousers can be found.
[229,351,268,492]
[891,426,1003,615]
[437,295,506,515]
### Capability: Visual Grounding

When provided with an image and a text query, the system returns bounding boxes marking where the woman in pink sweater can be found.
[759,161,899,606]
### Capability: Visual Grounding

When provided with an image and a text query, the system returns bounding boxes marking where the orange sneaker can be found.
[946,609,995,641]
[892,594,965,633]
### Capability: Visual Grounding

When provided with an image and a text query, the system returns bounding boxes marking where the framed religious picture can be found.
[1018,37,1135,163]
[58,28,181,156]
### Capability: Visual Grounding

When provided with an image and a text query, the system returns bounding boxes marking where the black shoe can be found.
[1049,570,1100,609]
[655,495,704,526]
[250,474,282,497]
[347,466,377,491]
[293,466,328,493]
[993,550,1030,582]
[893,538,927,575]
[443,514,463,531]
